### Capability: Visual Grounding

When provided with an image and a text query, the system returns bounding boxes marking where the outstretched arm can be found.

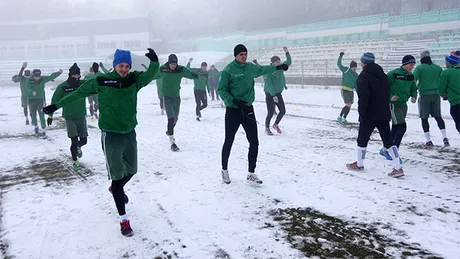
[41,70,63,83]
[56,79,98,109]
[181,66,198,80]
[250,63,276,78]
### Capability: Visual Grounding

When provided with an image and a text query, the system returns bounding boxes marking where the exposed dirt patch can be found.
[267,207,442,258]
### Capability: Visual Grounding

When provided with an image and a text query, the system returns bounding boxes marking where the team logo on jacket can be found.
[394,74,414,81]
[160,66,183,73]
[97,77,119,88]
[63,87,77,93]
[233,73,244,78]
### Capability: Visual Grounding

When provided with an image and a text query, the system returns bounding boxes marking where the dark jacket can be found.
[356,63,391,122]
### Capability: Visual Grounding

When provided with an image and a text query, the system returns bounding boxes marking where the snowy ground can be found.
[1,83,460,259]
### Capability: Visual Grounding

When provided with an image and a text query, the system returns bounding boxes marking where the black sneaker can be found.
[196,116,201,122]
[34,126,39,134]
[120,220,134,237]
[26,120,29,125]
[171,143,180,152]
[443,138,450,147]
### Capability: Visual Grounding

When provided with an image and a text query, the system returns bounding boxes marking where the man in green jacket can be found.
[380,55,417,161]
[337,52,358,124]
[48,63,88,169]
[439,50,460,134]
[12,62,31,125]
[154,54,198,151]
[26,68,63,137]
[260,46,291,135]
[413,50,449,148]
[218,44,288,185]
[43,48,160,237]
[187,58,210,121]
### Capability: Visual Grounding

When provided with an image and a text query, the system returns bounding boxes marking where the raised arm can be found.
[186,58,199,73]
[41,70,63,83]
[282,47,292,66]
[18,62,27,79]
[132,48,160,89]
[136,61,160,90]
[337,52,347,73]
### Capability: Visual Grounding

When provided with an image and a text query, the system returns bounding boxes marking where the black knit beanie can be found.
[234,44,248,57]
[69,63,80,76]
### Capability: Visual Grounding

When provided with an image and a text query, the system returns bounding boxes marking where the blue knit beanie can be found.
[113,49,132,67]
[361,52,375,64]
[445,50,460,65]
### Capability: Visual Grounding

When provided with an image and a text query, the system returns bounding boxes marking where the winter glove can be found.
[276,64,289,71]
[47,116,53,126]
[92,62,99,73]
[284,86,288,90]
[145,48,159,62]
[232,100,254,115]
[43,104,58,115]
[340,52,345,57]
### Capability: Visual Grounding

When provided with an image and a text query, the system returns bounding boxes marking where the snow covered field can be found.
[1,83,460,259]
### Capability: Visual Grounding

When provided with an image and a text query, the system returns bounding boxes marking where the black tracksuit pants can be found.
[221,107,258,173]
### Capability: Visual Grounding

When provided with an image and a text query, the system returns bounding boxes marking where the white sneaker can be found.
[246,173,263,185]
[221,170,231,184]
